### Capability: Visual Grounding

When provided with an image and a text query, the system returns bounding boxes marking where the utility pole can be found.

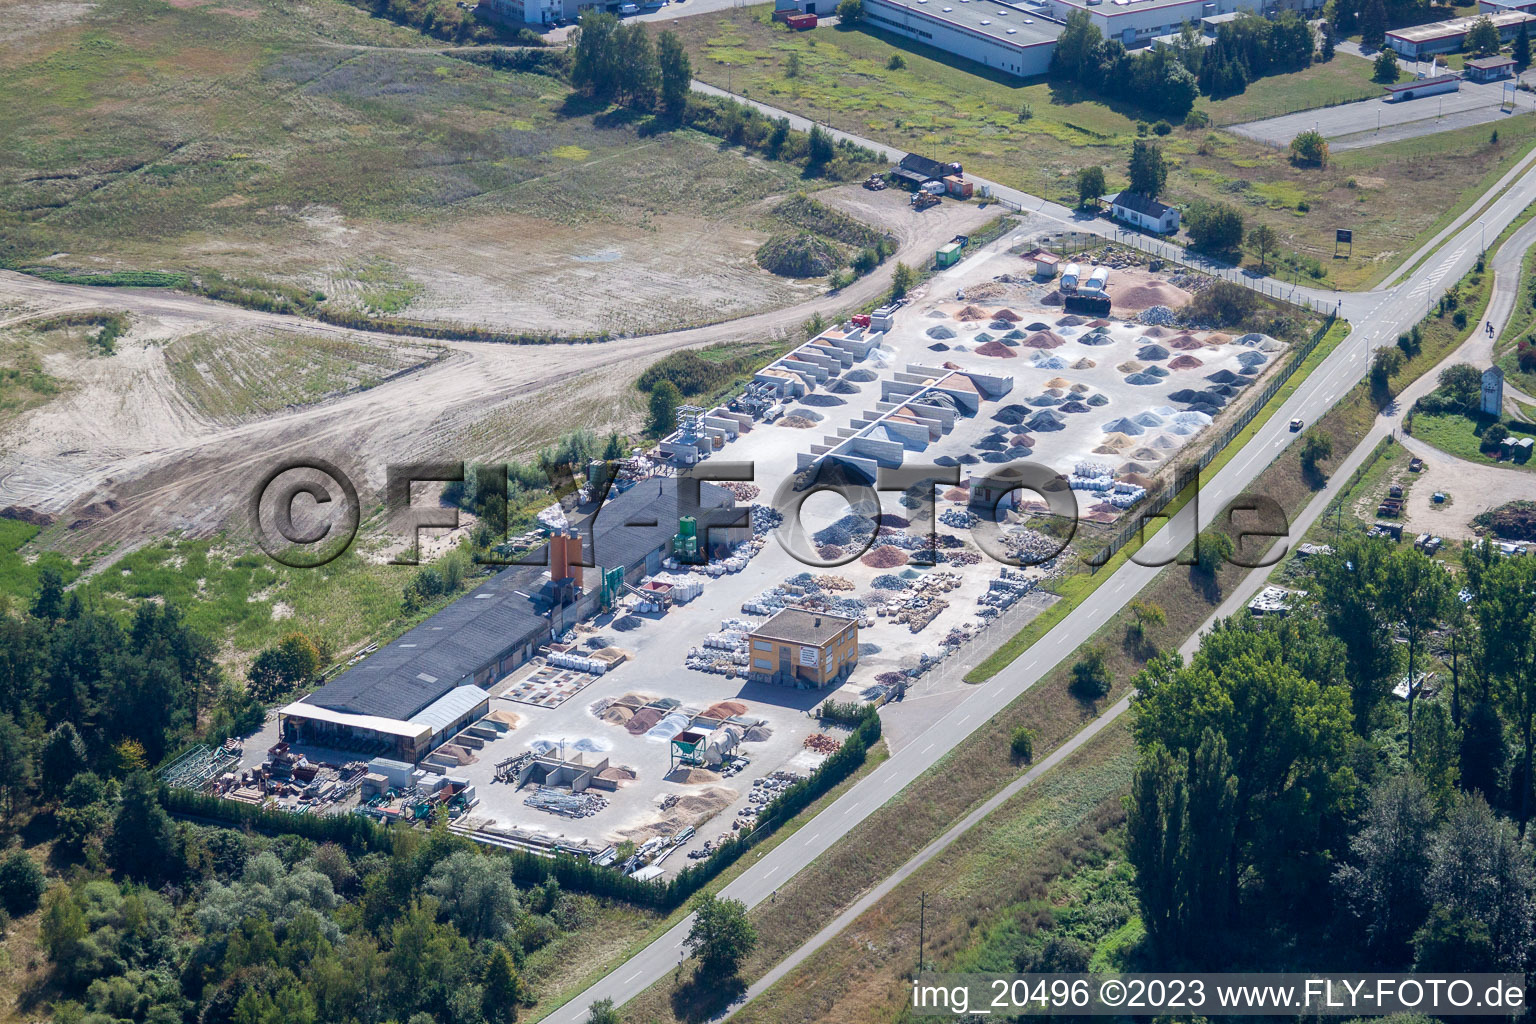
[917,892,926,978]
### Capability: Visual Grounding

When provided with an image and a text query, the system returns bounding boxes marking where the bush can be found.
[0,851,47,916]
[756,233,843,277]
[1183,110,1210,130]
[886,53,906,70]
[1185,200,1245,254]
[1153,119,1173,135]
[1070,646,1112,700]
[1185,281,1260,327]
[1010,726,1035,763]
[835,0,862,21]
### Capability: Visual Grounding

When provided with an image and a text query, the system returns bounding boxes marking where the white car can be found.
[1290,418,1304,431]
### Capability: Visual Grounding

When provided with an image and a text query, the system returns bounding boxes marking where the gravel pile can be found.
[1139,305,1178,326]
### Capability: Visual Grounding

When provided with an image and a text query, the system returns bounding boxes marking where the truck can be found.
[911,192,940,211]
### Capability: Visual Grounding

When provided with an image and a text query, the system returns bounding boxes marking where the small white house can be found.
[1110,191,1181,234]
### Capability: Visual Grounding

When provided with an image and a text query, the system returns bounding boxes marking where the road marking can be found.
[921,742,935,754]
[764,865,779,878]
[625,970,643,984]
[806,832,821,844]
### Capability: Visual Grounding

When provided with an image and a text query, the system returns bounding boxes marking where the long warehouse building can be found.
[279,479,747,761]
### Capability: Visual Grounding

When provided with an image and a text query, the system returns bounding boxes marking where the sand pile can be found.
[1142,326,1173,338]
[1102,417,1145,435]
[1041,290,1064,305]
[1168,354,1204,370]
[1032,354,1068,369]
[1070,383,1090,394]
[1130,447,1162,461]
[1121,472,1157,488]
[1115,281,1193,310]
[956,304,989,320]
[665,767,722,784]
[974,341,1017,358]
[847,369,878,382]
[598,766,637,784]
[1026,411,1065,431]
[1170,333,1203,350]
[1119,461,1154,475]
[601,706,636,725]
[1207,332,1233,344]
[705,700,748,719]
[1024,331,1066,348]
[1056,314,1086,326]
[1044,376,1071,389]
[744,725,773,742]
[994,308,1022,322]
[1087,393,1109,407]
[928,342,951,351]
[486,710,522,729]
[1137,344,1170,360]
[1088,319,1111,328]
[1116,360,1145,373]
[1079,331,1114,346]
[1152,433,1180,449]
[943,360,963,370]
[1097,433,1133,450]
[1010,434,1036,447]
[627,708,664,734]
[1125,372,1163,386]
[862,545,910,568]
[1058,400,1090,413]
[1071,357,1096,369]
[928,325,957,339]
[780,416,817,428]
[943,487,969,501]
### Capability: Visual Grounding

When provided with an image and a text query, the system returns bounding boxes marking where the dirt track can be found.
[0,189,1009,555]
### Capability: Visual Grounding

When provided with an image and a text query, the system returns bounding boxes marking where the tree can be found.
[1070,645,1112,700]
[835,0,862,22]
[1423,792,1536,970]
[0,715,32,817]
[481,945,523,1024]
[1127,139,1167,198]
[1128,599,1167,648]
[1289,129,1329,168]
[424,850,522,942]
[111,771,178,883]
[1010,726,1034,763]
[1333,774,1434,964]
[248,632,321,702]
[1186,201,1245,254]
[1312,538,1400,728]
[0,850,46,916]
[1247,223,1279,270]
[1372,48,1399,83]
[602,432,626,461]
[648,379,681,437]
[1049,9,1101,80]
[1128,730,1239,959]
[1515,21,1531,71]
[31,567,66,622]
[1075,165,1107,208]
[684,892,757,979]
[1132,624,1356,931]
[1465,15,1501,55]
[1192,528,1233,577]
[1300,427,1333,474]
[570,13,622,100]
[1370,346,1403,404]
[586,999,621,1024]
[1360,0,1387,48]
[1477,555,1536,821]
[1320,21,1335,61]
[38,722,85,804]
[1460,699,1507,803]
[1438,363,1483,411]
[890,261,916,300]
[1485,422,1511,451]
[1385,548,1452,759]
[657,30,691,119]
[806,124,835,168]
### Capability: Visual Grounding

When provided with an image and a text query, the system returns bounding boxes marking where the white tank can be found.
[1060,263,1081,290]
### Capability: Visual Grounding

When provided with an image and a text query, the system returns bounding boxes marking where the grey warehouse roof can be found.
[871,0,1064,48]
[751,608,857,646]
[303,478,739,722]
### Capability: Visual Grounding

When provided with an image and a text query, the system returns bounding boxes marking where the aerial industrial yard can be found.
[204,234,1298,881]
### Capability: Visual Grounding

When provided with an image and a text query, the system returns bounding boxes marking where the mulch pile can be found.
[1168,354,1204,370]
[1024,331,1066,348]
[956,304,989,320]
[974,341,1017,358]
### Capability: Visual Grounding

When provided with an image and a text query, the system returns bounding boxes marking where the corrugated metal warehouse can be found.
[280,479,747,761]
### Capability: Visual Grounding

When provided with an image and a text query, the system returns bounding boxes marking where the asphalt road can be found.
[539,78,1536,1023]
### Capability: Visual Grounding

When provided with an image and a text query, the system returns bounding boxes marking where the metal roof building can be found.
[280,478,743,759]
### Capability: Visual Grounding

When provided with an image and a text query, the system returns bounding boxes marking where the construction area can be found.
[203,227,1296,878]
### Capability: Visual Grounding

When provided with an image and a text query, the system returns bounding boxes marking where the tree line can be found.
[1127,536,1536,973]
[1050,9,1314,115]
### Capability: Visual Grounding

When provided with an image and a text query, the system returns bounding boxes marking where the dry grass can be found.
[666,8,1536,289]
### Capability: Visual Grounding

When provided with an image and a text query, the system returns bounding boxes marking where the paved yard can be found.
[1229,78,1534,152]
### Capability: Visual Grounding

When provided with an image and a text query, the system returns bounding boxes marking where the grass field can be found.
[1411,412,1536,470]
[165,327,444,420]
[0,0,835,336]
[665,9,1536,289]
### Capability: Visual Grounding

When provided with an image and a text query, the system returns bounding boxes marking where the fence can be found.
[1041,228,1337,316]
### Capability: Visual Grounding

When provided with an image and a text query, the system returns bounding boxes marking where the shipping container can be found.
[935,242,962,268]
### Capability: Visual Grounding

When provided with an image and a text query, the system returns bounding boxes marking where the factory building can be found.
[1385,11,1535,56]
[1041,0,1322,49]
[747,609,860,688]
[862,0,1065,77]
[280,478,746,760]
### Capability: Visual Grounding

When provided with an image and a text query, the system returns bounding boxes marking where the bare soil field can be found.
[0,196,1003,556]
[0,0,830,336]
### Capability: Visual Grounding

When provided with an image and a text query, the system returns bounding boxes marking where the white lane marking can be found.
[625,970,644,984]
[921,742,935,754]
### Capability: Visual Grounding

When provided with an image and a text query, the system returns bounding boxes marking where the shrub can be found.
[1183,110,1210,129]
[836,0,862,19]
[1153,119,1173,135]
[1010,726,1035,763]
[0,851,46,916]
[1069,646,1112,700]
[756,233,843,277]
[886,53,906,70]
